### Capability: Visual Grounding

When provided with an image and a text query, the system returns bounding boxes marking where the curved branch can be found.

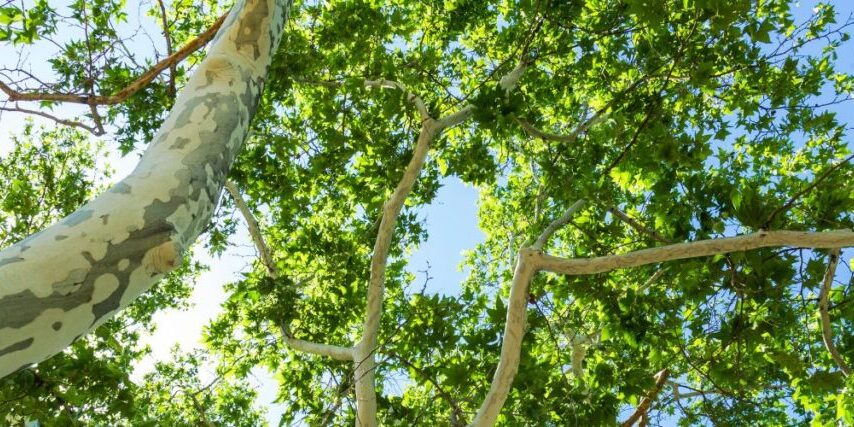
[354,61,533,427]
[226,181,353,360]
[0,0,292,379]
[354,118,441,426]
[280,326,354,361]
[620,369,670,427]
[364,79,430,121]
[819,248,850,377]
[536,230,854,275]
[531,200,586,250]
[470,202,585,427]
[471,228,854,423]
[0,13,228,106]
[516,110,608,143]
[0,105,104,135]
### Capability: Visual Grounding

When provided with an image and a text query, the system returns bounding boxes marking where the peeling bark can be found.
[0,0,292,379]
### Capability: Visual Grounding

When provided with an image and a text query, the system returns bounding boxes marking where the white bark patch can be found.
[91,274,120,304]
[0,0,293,378]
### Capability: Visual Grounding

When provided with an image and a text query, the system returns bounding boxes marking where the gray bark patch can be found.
[171,137,191,149]
[64,209,94,226]
[0,338,33,357]
[110,182,132,194]
[0,256,24,267]
[89,219,175,323]
[234,0,269,59]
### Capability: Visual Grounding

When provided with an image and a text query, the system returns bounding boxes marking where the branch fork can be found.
[471,221,854,425]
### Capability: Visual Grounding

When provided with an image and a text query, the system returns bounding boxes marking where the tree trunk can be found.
[0,0,291,379]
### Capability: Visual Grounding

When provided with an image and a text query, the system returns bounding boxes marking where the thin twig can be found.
[0,13,227,105]
[0,105,103,135]
[620,369,670,427]
[608,206,674,244]
[763,153,854,228]
[157,0,177,98]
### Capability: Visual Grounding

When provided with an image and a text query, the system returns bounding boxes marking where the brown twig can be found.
[620,369,671,427]
[157,0,177,98]
[0,13,227,106]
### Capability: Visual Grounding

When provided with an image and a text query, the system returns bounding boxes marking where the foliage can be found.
[1,0,854,425]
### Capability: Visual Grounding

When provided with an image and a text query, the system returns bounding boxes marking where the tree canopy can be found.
[1,0,853,425]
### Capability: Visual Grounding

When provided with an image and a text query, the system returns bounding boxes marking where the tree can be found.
[0,0,853,425]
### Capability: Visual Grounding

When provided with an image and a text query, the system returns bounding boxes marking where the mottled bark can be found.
[0,0,292,379]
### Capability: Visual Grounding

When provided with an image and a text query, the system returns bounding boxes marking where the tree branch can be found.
[620,369,670,427]
[471,228,854,423]
[819,248,850,377]
[532,200,586,250]
[516,109,608,143]
[280,326,354,361]
[0,105,104,135]
[470,202,585,427]
[536,230,854,275]
[570,331,598,377]
[224,180,277,279]
[608,206,673,244]
[0,13,227,106]
[763,153,854,228]
[226,181,353,361]
[352,61,532,427]
[364,79,430,121]
[157,0,178,98]
[354,117,441,427]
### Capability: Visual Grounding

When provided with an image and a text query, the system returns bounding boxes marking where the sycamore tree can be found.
[0,0,853,425]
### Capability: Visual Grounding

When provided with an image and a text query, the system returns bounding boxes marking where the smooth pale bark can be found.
[535,230,854,275]
[471,228,854,426]
[819,248,850,376]
[354,119,441,427]
[224,181,279,279]
[352,63,528,427]
[471,201,586,427]
[0,0,291,379]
